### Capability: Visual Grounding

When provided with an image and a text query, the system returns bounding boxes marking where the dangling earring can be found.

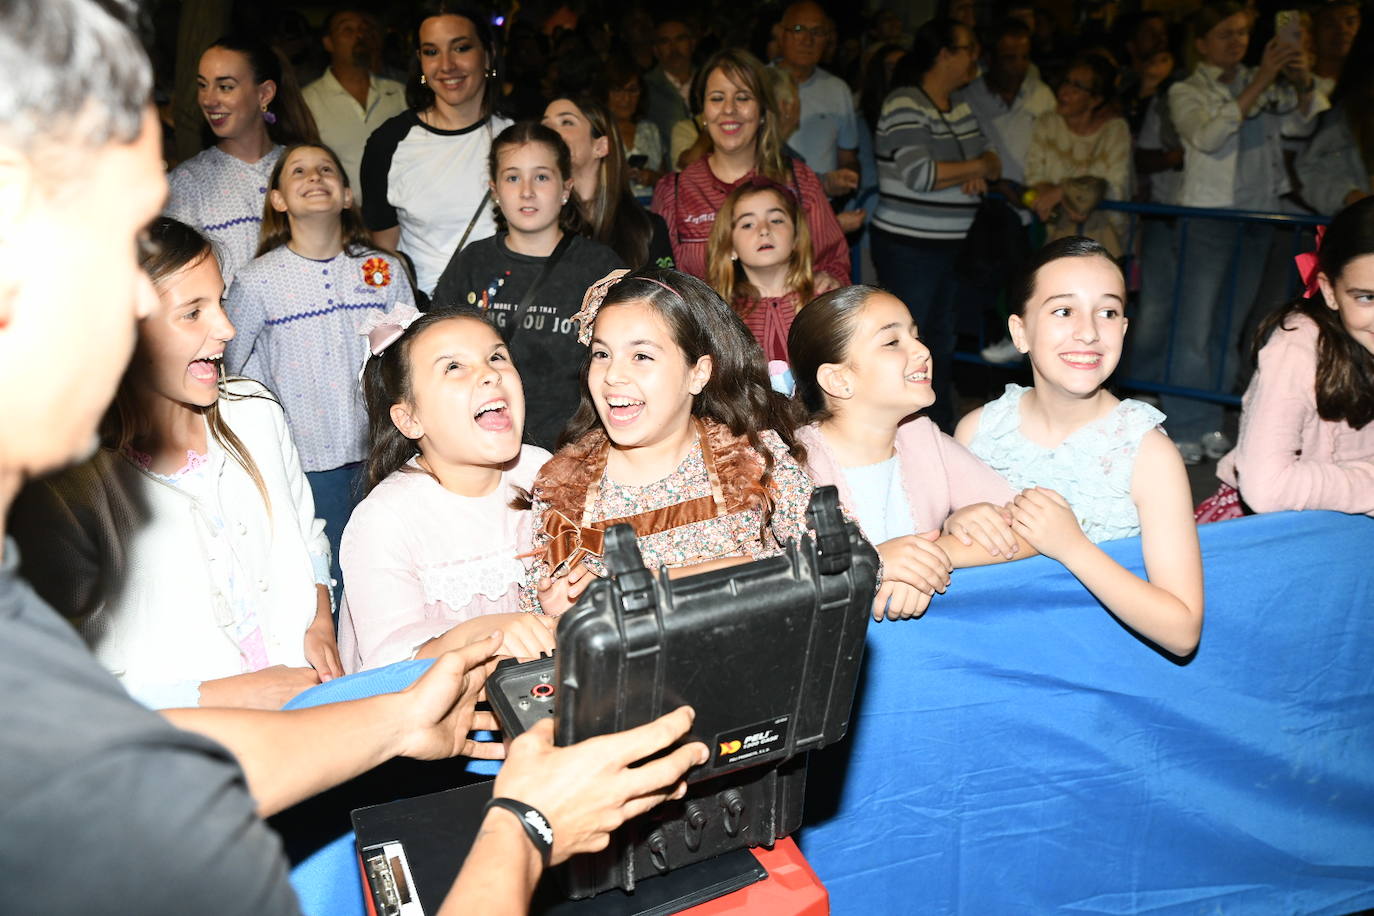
[419,74,427,85]
[260,104,277,126]
[730,253,738,262]
[485,67,497,79]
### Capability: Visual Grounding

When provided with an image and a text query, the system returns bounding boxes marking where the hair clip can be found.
[573,270,681,345]
[1294,225,1327,299]
[574,268,633,345]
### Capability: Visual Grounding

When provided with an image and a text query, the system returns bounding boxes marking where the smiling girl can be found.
[955,237,1204,657]
[431,121,624,449]
[166,34,318,285]
[705,177,840,361]
[225,143,415,599]
[337,306,554,672]
[790,286,1022,621]
[361,4,512,295]
[651,48,849,284]
[12,218,338,709]
[1205,198,1374,518]
[520,268,814,616]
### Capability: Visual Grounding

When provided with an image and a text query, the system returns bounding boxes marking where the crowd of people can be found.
[3,0,1374,913]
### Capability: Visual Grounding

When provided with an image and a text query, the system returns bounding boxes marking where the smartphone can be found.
[1275,10,1302,50]
[627,153,649,169]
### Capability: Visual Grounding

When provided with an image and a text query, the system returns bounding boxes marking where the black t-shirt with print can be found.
[430,233,625,450]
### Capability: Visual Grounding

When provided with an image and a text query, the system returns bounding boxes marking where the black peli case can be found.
[487,486,878,898]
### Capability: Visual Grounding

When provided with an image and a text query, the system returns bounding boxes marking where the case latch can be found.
[602,523,656,614]
[807,486,851,575]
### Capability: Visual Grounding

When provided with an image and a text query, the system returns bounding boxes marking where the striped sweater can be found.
[874,87,988,240]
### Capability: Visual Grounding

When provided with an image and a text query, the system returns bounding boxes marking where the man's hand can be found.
[396,631,507,762]
[836,208,866,233]
[494,708,708,864]
[823,167,860,198]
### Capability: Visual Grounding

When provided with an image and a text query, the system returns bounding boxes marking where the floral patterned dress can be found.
[521,418,815,612]
[967,384,1165,543]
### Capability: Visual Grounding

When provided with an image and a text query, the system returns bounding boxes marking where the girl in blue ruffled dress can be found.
[955,237,1204,657]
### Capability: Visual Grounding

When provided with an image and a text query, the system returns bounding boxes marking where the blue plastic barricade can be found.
[284,511,1374,915]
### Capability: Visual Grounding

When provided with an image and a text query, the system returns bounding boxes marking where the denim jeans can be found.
[306,461,364,613]
[1131,218,1271,441]
[870,228,963,433]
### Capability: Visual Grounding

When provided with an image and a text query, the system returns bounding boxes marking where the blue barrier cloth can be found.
[800,510,1374,915]
[283,511,1374,915]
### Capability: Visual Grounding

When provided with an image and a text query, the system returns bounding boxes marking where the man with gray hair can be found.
[0,2,704,911]
[773,0,860,199]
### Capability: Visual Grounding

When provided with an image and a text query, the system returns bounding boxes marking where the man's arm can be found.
[162,633,506,816]
[440,709,707,915]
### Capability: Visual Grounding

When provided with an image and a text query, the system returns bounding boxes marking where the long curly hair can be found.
[554,268,807,527]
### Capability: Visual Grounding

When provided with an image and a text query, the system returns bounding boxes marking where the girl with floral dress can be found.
[520,268,817,615]
[955,237,1204,657]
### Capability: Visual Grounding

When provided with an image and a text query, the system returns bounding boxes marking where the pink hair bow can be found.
[1294,225,1327,299]
[357,303,422,381]
[359,303,422,356]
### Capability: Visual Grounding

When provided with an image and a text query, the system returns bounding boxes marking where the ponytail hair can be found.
[108,217,274,513]
[360,306,493,493]
[257,142,377,258]
[1253,198,1374,430]
[204,33,318,147]
[788,284,878,420]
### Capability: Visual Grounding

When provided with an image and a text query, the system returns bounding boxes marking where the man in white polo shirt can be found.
[301,10,405,206]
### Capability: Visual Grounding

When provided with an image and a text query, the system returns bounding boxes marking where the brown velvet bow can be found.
[542,507,605,576]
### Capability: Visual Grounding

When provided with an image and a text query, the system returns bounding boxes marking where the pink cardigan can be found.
[1217,314,1374,515]
[797,418,1015,539]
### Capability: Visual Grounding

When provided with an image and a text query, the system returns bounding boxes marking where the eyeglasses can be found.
[784,24,833,39]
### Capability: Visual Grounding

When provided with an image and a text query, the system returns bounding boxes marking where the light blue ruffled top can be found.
[968,384,1166,543]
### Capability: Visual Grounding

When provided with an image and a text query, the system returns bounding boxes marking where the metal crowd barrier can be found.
[952,199,1329,408]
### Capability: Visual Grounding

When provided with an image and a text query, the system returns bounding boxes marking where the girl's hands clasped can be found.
[944,501,1019,559]
[1009,487,1090,562]
[873,531,952,620]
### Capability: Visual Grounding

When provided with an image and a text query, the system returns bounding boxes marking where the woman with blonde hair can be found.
[651,47,850,284]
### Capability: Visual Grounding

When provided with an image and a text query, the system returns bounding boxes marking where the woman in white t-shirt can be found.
[361,4,511,295]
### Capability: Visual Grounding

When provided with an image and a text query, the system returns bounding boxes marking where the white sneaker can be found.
[1175,439,1203,466]
[1200,430,1233,460]
[980,338,1024,364]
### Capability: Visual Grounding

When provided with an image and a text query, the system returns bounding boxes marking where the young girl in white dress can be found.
[338,305,555,672]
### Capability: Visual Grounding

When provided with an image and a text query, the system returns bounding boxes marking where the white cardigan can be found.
[1168,63,1327,209]
[11,379,329,708]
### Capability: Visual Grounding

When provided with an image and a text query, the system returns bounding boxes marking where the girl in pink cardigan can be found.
[789,285,1025,622]
[337,305,556,673]
[1203,198,1374,520]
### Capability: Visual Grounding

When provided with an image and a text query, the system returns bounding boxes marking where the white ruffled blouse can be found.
[337,446,549,672]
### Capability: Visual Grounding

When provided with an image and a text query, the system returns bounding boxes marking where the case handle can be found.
[807,486,851,575]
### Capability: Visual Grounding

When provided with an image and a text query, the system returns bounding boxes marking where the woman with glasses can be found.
[1025,54,1131,255]
[604,57,664,197]
[871,18,1001,433]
